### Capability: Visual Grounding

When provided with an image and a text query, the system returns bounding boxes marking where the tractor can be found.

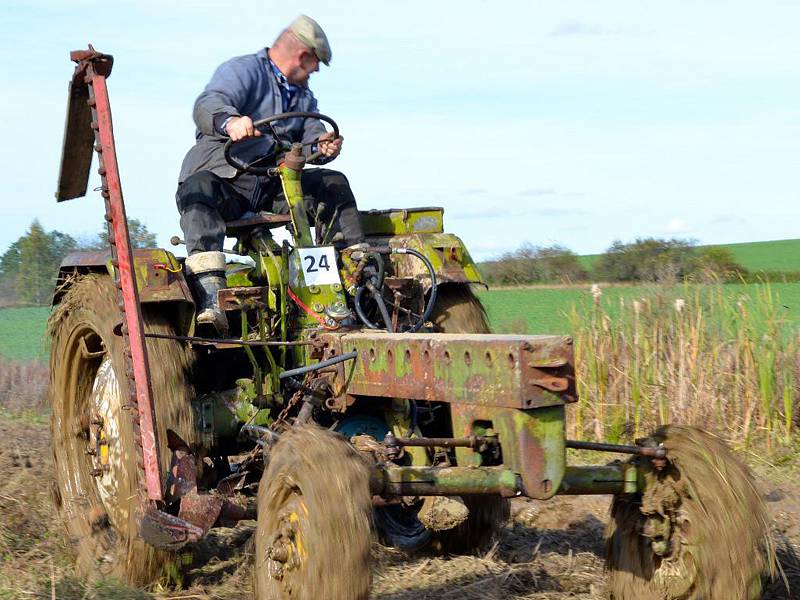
[49,47,773,599]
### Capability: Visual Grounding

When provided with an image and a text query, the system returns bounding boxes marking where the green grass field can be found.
[4,281,800,360]
[479,282,800,335]
[0,306,50,361]
[578,238,800,273]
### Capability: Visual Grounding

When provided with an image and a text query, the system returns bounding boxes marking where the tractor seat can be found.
[225,211,292,236]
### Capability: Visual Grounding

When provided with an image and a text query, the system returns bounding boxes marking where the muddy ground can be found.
[1,413,798,599]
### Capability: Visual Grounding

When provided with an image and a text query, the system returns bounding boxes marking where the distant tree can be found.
[693,246,747,282]
[95,218,158,249]
[0,239,22,306]
[13,220,77,305]
[481,243,587,285]
[594,238,697,283]
[0,239,22,282]
[534,245,586,283]
[489,243,539,286]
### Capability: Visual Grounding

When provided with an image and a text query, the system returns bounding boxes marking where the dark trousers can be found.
[175,169,364,254]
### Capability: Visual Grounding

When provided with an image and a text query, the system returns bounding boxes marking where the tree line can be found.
[0,219,156,307]
[479,238,760,287]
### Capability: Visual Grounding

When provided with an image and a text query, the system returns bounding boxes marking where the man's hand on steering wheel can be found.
[317,131,343,158]
[224,112,340,174]
[225,116,263,142]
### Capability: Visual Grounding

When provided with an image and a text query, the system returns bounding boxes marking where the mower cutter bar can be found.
[59,47,163,501]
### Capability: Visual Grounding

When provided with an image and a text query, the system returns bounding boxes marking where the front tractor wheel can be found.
[255,426,373,600]
[606,425,774,600]
[48,275,195,586]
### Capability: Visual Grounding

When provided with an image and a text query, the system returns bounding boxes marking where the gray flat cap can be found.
[289,14,332,66]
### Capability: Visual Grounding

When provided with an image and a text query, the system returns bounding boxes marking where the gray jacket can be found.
[178,48,327,183]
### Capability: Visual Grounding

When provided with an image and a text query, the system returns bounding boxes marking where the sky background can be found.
[2,0,799,260]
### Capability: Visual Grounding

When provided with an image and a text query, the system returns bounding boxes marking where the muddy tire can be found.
[431,284,510,553]
[255,426,373,600]
[48,275,195,586]
[374,502,433,552]
[606,425,774,600]
[430,283,490,334]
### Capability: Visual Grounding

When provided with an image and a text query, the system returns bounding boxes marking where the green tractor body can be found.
[48,48,772,599]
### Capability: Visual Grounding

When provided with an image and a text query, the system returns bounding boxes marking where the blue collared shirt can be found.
[219,59,300,135]
[269,59,300,111]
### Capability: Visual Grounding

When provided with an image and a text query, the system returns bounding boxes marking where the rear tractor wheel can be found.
[48,275,195,586]
[255,426,373,600]
[606,425,774,600]
[431,284,510,554]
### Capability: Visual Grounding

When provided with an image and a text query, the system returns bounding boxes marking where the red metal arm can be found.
[59,47,163,501]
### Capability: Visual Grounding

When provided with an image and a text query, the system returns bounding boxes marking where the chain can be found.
[271,387,305,433]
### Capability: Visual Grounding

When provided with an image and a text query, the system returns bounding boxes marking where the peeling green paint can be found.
[558,464,642,495]
[360,207,444,236]
[379,466,519,496]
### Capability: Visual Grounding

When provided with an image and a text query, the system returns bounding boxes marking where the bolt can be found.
[652,456,668,471]
[267,543,290,563]
[651,539,669,556]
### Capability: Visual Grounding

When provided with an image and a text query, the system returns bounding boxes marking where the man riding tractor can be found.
[176,15,363,336]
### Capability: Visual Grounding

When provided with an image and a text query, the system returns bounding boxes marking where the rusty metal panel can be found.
[320,332,576,409]
[449,404,567,500]
[366,233,484,287]
[218,286,269,311]
[57,249,194,306]
[56,57,99,201]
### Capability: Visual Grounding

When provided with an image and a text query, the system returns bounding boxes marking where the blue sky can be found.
[2,0,799,260]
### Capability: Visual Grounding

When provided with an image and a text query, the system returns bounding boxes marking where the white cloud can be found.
[517,187,558,197]
[549,19,624,37]
[665,218,691,234]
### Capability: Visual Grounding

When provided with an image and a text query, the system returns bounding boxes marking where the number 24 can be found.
[304,254,330,273]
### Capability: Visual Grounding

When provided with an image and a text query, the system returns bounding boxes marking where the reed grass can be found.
[567,282,799,451]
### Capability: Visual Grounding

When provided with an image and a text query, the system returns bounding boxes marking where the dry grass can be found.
[0,360,47,416]
[0,332,800,600]
[568,282,800,451]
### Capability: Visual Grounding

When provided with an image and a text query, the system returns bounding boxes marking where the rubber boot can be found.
[185,251,229,337]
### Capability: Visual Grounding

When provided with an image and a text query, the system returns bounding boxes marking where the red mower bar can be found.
[57,47,163,502]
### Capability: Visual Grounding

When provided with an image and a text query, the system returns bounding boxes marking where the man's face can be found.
[286,50,319,87]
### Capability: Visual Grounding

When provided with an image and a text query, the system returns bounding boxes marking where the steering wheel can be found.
[223,112,340,175]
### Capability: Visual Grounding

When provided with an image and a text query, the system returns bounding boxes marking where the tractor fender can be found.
[377,233,485,290]
[54,248,195,334]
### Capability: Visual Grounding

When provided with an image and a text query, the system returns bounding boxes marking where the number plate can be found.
[296,247,341,286]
